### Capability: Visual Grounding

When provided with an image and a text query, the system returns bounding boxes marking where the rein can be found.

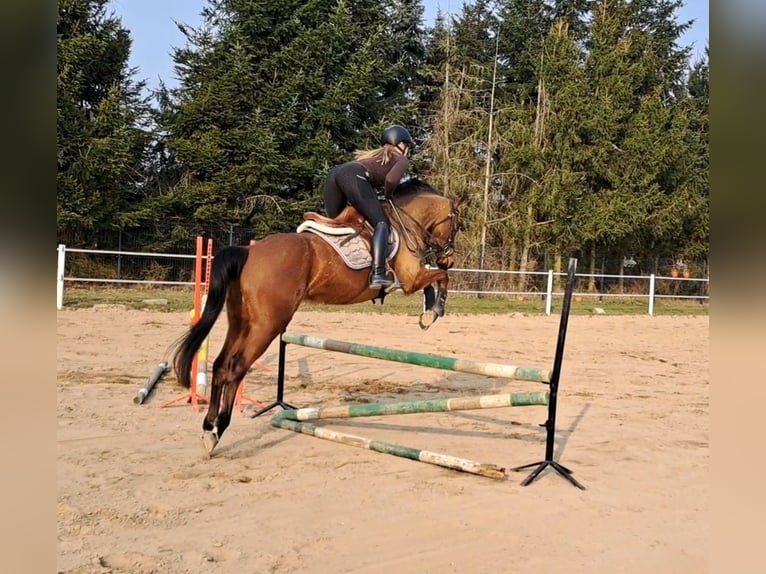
[387,197,459,265]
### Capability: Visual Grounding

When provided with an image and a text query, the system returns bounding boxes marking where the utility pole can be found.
[479,29,501,273]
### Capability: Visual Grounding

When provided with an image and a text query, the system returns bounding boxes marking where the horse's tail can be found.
[173,246,250,388]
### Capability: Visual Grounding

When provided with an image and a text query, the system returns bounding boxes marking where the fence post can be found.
[117,229,122,279]
[57,244,66,310]
[545,269,554,316]
[648,273,656,316]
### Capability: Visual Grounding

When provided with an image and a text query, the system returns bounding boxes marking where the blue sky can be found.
[110,0,709,94]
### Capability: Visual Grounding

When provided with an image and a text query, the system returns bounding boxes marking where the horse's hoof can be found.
[418,311,438,330]
[201,430,219,456]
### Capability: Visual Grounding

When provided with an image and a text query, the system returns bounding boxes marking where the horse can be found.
[172,178,463,454]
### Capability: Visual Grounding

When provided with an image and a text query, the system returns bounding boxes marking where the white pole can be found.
[479,30,501,273]
[196,294,209,395]
[545,269,554,316]
[648,273,655,316]
[57,244,66,310]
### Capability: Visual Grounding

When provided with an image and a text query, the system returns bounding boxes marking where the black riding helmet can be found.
[380,125,413,147]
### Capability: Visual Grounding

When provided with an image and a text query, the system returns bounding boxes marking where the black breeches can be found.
[323,163,389,227]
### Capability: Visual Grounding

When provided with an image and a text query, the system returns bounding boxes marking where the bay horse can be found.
[172,178,463,454]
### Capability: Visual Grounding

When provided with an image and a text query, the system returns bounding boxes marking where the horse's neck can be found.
[388,195,439,232]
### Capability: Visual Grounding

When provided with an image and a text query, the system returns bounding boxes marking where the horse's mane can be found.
[392,177,442,199]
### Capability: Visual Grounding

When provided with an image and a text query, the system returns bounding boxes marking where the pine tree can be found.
[380,0,427,133]
[657,46,708,265]
[57,0,151,241]
[420,0,502,268]
[682,48,709,264]
[496,0,553,104]
[495,0,591,104]
[152,0,425,241]
[551,0,700,279]
[525,19,590,278]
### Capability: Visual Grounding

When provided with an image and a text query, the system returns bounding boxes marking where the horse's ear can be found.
[453,194,466,209]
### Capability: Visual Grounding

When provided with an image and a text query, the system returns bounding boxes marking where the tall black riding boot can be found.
[369,222,394,289]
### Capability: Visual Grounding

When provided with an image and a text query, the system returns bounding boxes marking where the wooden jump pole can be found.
[280,333,551,383]
[133,362,169,405]
[279,391,549,422]
[271,417,506,479]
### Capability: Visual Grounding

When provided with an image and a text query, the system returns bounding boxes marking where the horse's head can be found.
[390,178,464,270]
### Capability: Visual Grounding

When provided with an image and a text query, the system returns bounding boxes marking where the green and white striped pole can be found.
[281,333,551,383]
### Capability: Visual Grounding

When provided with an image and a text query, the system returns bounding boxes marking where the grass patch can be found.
[62,285,195,312]
[60,285,708,317]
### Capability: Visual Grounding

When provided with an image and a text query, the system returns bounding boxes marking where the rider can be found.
[323,125,413,289]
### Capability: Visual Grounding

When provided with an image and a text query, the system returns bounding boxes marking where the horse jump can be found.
[256,258,584,489]
[172,179,464,454]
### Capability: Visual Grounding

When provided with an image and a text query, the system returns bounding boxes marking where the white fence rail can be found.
[56,244,710,315]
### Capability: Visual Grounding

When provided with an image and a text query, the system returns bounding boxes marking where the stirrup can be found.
[369,272,394,289]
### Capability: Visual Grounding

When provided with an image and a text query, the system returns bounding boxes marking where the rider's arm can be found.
[384,154,409,196]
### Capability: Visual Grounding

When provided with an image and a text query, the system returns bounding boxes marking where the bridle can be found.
[387,197,460,266]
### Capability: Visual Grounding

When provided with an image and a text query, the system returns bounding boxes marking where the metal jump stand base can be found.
[511,459,585,490]
[250,399,297,419]
[250,336,296,418]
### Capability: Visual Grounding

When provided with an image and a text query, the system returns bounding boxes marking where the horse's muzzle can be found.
[436,257,454,271]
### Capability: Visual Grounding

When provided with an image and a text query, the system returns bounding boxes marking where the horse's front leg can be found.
[419,274,449,330]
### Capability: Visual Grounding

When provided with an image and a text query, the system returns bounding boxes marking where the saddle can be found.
[301,206,371,238]
[297,206,398,271]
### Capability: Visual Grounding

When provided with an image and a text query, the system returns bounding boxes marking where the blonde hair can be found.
[353,145,395,165]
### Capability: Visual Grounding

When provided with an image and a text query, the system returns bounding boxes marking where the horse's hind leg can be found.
[200,333,237,453]
[200,284,247,453]
[202,326,285,455]
[199,350,229,454]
